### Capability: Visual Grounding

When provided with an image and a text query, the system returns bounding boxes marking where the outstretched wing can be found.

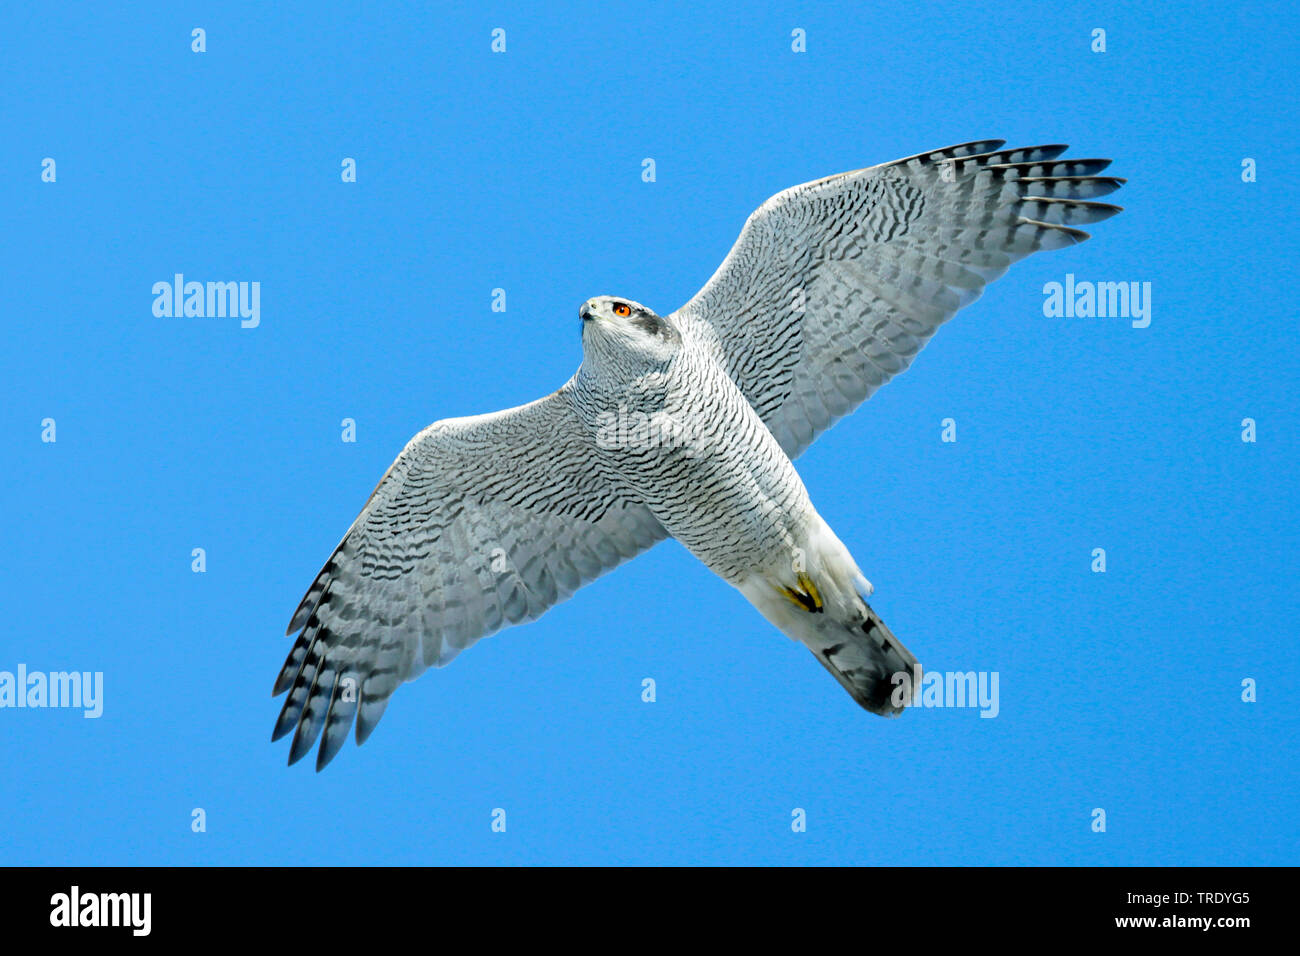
[673,140,1124,457]
[273,384,666,770]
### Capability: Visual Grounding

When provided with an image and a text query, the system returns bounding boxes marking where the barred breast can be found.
[576,347,814,584]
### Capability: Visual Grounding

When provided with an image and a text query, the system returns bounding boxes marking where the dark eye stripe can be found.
[633,314,678,342]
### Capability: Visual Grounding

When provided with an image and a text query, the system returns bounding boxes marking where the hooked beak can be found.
[580,302,595,322]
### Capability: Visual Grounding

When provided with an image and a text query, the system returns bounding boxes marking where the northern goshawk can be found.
[273,140,1123,769]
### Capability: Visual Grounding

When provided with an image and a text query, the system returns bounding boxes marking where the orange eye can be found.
[613,303,631,317]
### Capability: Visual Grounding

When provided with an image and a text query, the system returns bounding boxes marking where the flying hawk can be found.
[273,140,1123,769]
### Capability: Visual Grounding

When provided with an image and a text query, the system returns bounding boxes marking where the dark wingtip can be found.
[286,738,310,766]
[1085,201,1124,219]
[315,747,340,773]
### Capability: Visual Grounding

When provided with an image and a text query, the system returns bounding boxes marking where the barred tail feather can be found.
[738,522,920,716]
[807,597,919,716]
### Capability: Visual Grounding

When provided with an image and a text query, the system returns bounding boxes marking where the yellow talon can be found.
[778,586,803,608]
[797,572,823,611]
[777,573,824,613]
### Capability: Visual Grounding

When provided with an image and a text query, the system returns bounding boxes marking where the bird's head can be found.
[579,296,680,365]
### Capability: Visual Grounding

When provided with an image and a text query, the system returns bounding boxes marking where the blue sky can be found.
[3,0,1297,865]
